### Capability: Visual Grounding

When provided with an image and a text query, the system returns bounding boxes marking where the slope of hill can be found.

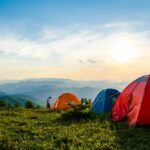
[0,95,39,106]
[0,91,7,96]
[0,109,149,150]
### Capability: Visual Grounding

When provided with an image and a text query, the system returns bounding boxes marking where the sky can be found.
[0,0,150,81]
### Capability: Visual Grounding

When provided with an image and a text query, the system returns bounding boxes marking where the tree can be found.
[25,100,34,109]
[14,102,20,108]
[36,105,41,109]
[0,100,6,108]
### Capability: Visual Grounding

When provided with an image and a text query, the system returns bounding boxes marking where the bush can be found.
[25,100,34,109]
[5,103,13,109]
[81,98,92,107]
[36,105,41,109]
[14,102,20,108]
[71,98,92,112]
[0,100,6,108]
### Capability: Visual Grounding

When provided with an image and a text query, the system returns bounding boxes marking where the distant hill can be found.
[0,91,7,96]
[24,87,100,105]
[0,95,39,106]
[0,78,127,106]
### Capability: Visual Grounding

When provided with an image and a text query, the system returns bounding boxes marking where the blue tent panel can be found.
[104,89,120,112]
[90,89,120,114]
[90,90,106,113]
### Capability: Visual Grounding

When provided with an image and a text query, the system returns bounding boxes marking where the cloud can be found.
[87,59,98,64]
[78,60,84,63]
[0,22,150,81]
[0,25,148,63]
[103,22,129,28]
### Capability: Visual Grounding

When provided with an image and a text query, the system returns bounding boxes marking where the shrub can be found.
[14,102,20,108]
[36,105,41,109]
[5,103,13,109]
[71,98,92,112]
[0,100,6,108]
[80,98,92,109]
[25,100,34,109]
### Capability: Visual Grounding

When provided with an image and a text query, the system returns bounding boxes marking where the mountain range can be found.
[0,78,127,106]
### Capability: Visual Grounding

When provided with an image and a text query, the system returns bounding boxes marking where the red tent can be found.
[112,75,150,126]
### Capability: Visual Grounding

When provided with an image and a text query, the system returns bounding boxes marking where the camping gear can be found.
[112,74,150,126]
[53,93,80,110]
[91,89,120,113]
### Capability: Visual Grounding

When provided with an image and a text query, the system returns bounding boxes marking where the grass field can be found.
[0,109,150,150]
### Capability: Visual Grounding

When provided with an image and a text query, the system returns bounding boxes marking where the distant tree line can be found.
[0,100,40,109]
[0,98,92,110]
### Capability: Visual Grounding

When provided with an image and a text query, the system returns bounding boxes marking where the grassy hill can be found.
[0,95,39,107]
[0,109,150,150]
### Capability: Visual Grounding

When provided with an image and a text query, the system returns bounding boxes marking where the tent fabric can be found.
[53,93,80,110]
[112,75,150,126]
[91,89,120,114]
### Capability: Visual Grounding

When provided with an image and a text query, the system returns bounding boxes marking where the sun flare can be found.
[110,42,136,63]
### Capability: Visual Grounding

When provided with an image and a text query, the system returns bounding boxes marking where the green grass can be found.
[0,109,150,150]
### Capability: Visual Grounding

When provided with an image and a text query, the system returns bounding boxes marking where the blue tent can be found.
[91,89,120,113]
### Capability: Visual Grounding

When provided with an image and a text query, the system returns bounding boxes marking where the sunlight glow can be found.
[110,42,136,63]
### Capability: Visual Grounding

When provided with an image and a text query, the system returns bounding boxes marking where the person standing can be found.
[47,97,51,109]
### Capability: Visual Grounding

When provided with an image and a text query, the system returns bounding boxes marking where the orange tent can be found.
[53,93,81,110]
